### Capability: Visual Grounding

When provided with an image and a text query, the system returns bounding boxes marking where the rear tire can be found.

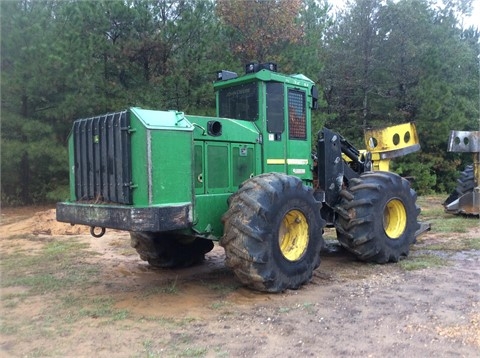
[130,232,214,268]
[221,173,325,292]
[334,172,420,263]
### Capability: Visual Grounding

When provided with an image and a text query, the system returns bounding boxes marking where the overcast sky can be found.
[329,0,479,29]
[463,0,480,29]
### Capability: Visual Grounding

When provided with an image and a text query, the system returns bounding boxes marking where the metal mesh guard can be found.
[73,110,132,204]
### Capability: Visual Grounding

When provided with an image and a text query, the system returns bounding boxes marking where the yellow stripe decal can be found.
[266,159,309,165]
[267,159,286,165]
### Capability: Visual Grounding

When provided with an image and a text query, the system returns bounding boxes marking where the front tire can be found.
[335,172,420,263]
[221,173,325,292]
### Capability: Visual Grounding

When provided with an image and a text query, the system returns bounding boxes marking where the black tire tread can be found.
[444,165,475,206]
[221,173,325,292]
[335,171,420,263]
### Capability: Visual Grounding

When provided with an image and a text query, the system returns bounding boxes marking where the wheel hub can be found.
[383,199,407,239]
[279,209,309,261]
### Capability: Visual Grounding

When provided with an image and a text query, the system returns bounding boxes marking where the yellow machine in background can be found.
[443,130,480,217]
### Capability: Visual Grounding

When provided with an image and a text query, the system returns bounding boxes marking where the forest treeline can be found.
[1,0,479,204]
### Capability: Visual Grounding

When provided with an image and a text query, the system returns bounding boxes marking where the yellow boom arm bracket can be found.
[364,122,420,171]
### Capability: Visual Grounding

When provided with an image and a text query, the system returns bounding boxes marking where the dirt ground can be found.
[0,199,479,357]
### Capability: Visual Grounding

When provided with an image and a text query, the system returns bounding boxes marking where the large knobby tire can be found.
[220,173,325,293]
[443,165,475,206]
[130,231,214,268]
[334,171,420,263]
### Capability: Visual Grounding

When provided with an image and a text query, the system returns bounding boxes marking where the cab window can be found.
[288,89,306,140]
[219,83,258,121]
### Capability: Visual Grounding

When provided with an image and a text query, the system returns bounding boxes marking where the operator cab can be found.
[213,62,319,181]
[215,62,318,123]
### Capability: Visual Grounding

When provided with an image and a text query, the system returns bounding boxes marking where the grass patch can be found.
[1,239,99,294]
[0,237,128,341]
[417,195,446,215]
[417,195,479,234]
[58,295,130,323]
[139,316,196,329]
[140,278,180,297]
[118,248,136,256]
[140,316,180,325]
[300,302,316,314]
[416,194,444,206]
[178,346,208,357]
[428,216,477,233]
[44,240,89,254]
[24,347,48,358]
[78,297,116,318]
[141,339,158,358]
[277,302,316,314]
[209,301,228,310]
[137,338,208,358]
[1,291,29,308]
[3,295,130,341]
[159,277,179,294]
[2,233,42,241]
[399,254,449,271]
[419,206,447,218]
[424,237,480,251]
[0,322,19,335]
[202,281,240,295]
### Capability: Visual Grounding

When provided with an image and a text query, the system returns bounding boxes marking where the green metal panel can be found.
[193,193,230,238]
[194,142,204,193]
[188,118,259,236]
[191,142,255,237]
[188,115,260,143]
[129,110,151,206]
[131,108,192,130]
[232,145,254,187]
[206,142,230,193]
[150,129,193,204]
[129,108,194,206]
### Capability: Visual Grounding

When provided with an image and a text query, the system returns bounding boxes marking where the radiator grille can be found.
[73,110,132,204]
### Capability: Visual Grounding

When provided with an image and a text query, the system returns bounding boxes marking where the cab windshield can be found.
[218,82,258,121]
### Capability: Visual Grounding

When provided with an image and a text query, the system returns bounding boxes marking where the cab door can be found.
[285,87,311,180]
[264,82,287,173]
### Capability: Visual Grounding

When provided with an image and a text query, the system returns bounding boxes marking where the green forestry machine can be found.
[57,63,423,292]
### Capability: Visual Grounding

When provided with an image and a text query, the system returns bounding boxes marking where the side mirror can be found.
[311,86,319,110]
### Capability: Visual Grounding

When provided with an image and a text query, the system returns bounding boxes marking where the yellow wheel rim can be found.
[278,209,309,261]
[383,199,407,239]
